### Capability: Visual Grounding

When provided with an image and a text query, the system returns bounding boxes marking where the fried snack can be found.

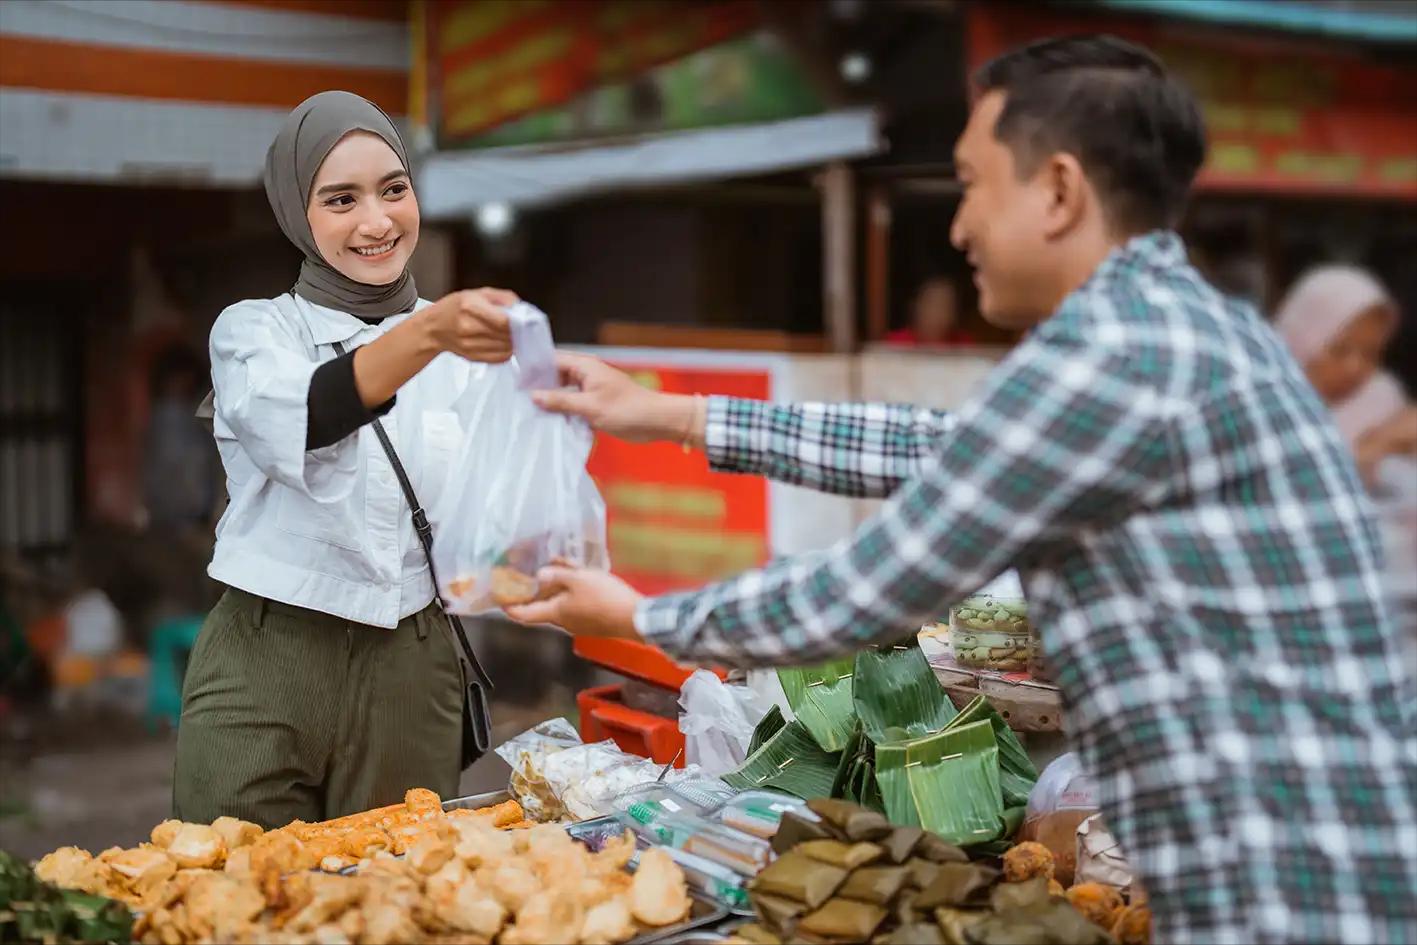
[1048,878,1066,897]
[490,566,538,606]
[453,818,516,869]
[1067,882,1124,928]
[35,847,108,895]
[629,848,692,927]
[151,820,185,849]
[167,824,227,869]
[580,896,636,945]
[407,832,456,876]
[184,873,266,941]
[1002,841,1056,883]
[212,816,264,851]
[108,847,178,907]
[1112,903,1152,945]
[405,788,443,816]
[501,890,584,945]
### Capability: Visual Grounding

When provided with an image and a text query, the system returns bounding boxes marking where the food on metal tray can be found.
[628,848,693,928]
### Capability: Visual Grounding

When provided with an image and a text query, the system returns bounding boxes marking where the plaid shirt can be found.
[636,232,1417,943]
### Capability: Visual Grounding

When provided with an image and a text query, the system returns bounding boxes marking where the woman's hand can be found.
[531,352,704,446]
[503,565,645,641]
[419,288,518,362]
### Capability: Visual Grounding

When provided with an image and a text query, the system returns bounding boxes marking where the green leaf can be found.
[725,720,842,799]
[748,703,788,755]
[945,697,1038,809]
[875,720,1004,845]
[778,658,858,752]
[853,645,958,744]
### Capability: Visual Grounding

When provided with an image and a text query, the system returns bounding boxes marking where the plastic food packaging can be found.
[1018,753,1098,886]
[493,717,584,822]
[432,301,607,615]
[712,790,812,840]
[948,596,1032,672]
[617,808,772,877]
[1075,812,1134,893]
[679,669,772,777]
[611,784,715,825]
[538,740,712,822]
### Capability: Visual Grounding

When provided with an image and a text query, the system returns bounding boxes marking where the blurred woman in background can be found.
[1275,265,1416,479]
[1276,264,1417,646]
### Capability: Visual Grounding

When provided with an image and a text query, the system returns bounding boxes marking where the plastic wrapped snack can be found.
[432,301,607,615]
[948,596,1032,672]
[1018,752,1098,886]
[494,718,584,822]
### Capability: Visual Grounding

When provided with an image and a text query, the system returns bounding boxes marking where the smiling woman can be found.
[173,91,522,828]
[307,137,419,286]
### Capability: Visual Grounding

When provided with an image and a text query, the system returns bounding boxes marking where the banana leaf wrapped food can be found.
[750,851,848,909]
[797,897,889,940]
[796,839,883,870]
[837,865,911,905]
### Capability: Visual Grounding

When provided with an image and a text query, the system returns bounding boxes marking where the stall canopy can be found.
[413,0,882,217]
[417,106,880,217]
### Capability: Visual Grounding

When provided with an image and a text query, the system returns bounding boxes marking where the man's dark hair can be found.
[973,34,1207,234]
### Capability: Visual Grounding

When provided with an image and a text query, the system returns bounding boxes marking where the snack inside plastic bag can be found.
[433,301,607,614]
[494,717,584,822]
[1019,752,1098,886]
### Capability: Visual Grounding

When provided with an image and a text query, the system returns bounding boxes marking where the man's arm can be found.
[634,333,1176,667]
[704,397,954,499]
[532,352,951,500]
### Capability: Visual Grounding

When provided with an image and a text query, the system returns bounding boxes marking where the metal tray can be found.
[441,790,514,812]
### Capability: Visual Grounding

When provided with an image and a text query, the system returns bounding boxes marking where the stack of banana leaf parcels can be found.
[732,799,1113,945]
[723,643,1038,855]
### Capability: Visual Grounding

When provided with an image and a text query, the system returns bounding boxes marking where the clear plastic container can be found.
[710,790,812,840]
[949,596,1031,672]
[616,809,771,876]
[610,783,715,829]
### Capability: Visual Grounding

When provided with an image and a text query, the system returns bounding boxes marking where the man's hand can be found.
[531,352,702,446]
[503,565,646,640]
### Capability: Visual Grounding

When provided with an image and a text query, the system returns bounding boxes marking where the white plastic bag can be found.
[678,669,771,777]
[1019,752,1099,886]
[433,302,607,614]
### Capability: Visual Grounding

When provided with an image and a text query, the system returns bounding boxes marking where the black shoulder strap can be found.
[332,340,491,688]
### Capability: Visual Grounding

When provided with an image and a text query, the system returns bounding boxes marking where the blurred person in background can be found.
[174,91,517,828]
[1275,265,1417,645]
[143,345,220,532]
[885,275,975,347]
[1274,265,1417,482]
[511,36,1417,943]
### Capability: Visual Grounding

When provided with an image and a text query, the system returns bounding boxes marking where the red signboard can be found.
[586,362,771,597]
[966,5,1417,199]
[427,0,760,144]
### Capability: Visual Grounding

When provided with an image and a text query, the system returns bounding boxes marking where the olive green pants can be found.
[172,588,463,829]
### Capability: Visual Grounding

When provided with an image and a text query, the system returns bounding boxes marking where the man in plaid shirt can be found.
[510,37,1417,943]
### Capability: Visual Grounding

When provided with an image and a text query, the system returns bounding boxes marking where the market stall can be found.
[11,606,1148,945]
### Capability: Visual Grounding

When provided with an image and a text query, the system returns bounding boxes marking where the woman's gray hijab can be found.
[263,90,417,318]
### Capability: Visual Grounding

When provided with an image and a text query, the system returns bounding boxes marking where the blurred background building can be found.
[1,0,1414,854]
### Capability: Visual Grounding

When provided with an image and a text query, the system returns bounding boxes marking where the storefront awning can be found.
[416,108,882,220]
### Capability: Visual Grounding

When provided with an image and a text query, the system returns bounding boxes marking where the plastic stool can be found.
[146,615,202,731]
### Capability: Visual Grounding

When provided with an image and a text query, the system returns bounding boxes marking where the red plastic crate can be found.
[577,683,685,768]
[573,638,725,691]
